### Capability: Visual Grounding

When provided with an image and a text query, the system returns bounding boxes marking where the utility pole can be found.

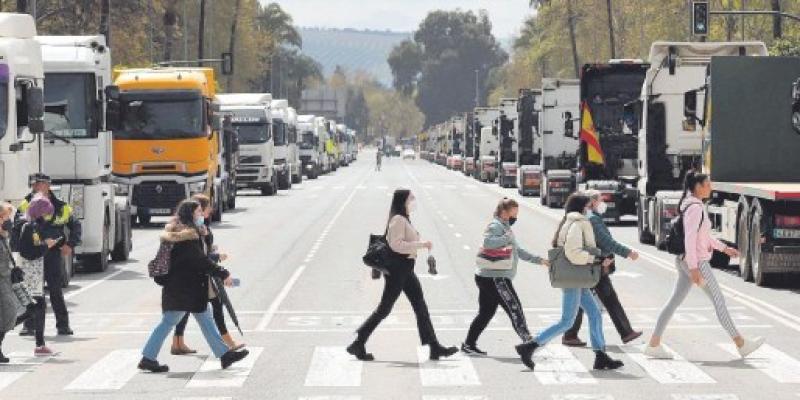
[772,0,782,38]
[474,69,479,108]
[198,0,206,66]
[100,0,111,48]
[606,0,616,59]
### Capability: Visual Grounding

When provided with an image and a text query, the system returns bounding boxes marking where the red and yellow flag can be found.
[580,101,604,165]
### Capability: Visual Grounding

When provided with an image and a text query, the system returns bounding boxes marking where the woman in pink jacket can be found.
[644,171,764,359]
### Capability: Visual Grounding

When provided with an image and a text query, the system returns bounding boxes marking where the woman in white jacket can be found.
[515,193,623,372]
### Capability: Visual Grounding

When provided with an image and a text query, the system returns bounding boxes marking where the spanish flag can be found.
[580,101,604,165]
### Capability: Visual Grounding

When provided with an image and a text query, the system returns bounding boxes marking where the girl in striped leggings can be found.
[645,171,764,359]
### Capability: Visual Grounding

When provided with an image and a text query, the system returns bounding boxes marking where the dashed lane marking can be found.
[534,345,597,385]
[620,344,715,384]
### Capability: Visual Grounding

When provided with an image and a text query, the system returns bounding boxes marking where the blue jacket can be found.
[475,217,543,279]
[589,212,631,258]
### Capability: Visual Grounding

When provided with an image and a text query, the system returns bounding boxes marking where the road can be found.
[3,149,800,400]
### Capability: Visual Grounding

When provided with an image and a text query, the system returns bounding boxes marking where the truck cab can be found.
[316,117,331,173]
[348,129,358,161]
[474,107,500,182]
[446,116,465,170]
[37,34,133,273]
[287,106,302,184]
[297,114,322,179]
[462,112,476,176]
[325,119,339,170]
[270,99,294,190]
[336,123,349,167]
[539,78,580,208]
[497,98,519,188]
[516,88,543,196]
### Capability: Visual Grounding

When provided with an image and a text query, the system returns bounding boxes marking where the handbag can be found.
[476,247,513,270]
[362,233,395,275]
[548,221,603,289]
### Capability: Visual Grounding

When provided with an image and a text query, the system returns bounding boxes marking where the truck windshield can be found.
[584,71,645,134]
[235,123,270,144]
[116,96,204,140]
[43,73,96,138]
[0,76,7,140]
[300,131,315,149]
[273,120,287,146]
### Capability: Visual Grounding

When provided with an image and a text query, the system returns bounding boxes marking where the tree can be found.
[163,0,179,61]
[387,40,422,96]
[256,2,302,48]
[226,0,242,90]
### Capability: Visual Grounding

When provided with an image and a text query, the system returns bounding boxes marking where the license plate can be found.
[552,187,570,193]
[774,228,800,239]
[525,179,540,186]
[148,208,172,216]
[606,203,616,209]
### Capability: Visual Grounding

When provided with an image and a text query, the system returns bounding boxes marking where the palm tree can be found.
[256,2,302,48]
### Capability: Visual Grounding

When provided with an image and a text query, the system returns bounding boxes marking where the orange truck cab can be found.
[106,67,222,224]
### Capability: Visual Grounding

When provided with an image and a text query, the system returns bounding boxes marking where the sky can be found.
[262,0,535,39]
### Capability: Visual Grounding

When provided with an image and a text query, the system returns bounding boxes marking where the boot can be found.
[170,336,196,355]
[138,357,169,373]
[593,350,624,370]
[0,351,9,364]
[221,349,249,369]
[222,333,246,351]
[515,341,539,370]
[429,343,458,361]
[346,341,374,361]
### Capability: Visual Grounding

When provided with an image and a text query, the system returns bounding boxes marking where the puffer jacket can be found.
[556,212,599,265]
[160,223,229,313]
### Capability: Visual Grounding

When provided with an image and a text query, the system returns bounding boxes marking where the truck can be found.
[316,117,331,173]
[575,60,649,223]
[216,93,277,196]
[287,106,302,184]
[336,123,349,166]
[446,116,465,170]
[107,66,226,224]
[37,35,132,273]
[270,99,294,190]
[538,78,580,208]
[497,98,519,188]
[297,114,323,179]
[463,112,476,176]
[347,129,358,162]
[474,107,500,182]
[516,88,543,196]
[636,42,767,250]
[325,119,339,169]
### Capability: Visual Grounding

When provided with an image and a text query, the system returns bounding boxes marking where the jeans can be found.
[466,275,531,345]
[142,307,229,360]
[565,272,634,340]
[175,297,228,336]
[535,288,606,351]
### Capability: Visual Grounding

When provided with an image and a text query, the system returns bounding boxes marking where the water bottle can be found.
[427,255,438,275]
[231,278,241,287]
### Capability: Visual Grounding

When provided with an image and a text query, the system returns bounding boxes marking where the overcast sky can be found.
[262,1,535,39]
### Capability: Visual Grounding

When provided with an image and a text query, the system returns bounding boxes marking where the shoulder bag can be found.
[548,221,603,289]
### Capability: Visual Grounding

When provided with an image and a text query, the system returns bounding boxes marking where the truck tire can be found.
[750,203,771,287]
[84,222,110,273]
[292,172,302,184]
[111,216,132,262]
[227,193,236,210]
[212,192,223,222]
[737,207,753,281]
[637,201,655,245]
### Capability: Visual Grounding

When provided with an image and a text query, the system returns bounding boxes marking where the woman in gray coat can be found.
[0,202,18,363]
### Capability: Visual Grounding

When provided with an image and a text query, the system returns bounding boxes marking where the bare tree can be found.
[163,0,179,61]
[566,0,580,78]
[226,0,242,90]
[606,0,616,59]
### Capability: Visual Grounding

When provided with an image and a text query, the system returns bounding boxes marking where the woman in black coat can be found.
[138,200,248,373]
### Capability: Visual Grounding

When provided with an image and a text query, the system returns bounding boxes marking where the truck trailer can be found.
[538,78,580,208]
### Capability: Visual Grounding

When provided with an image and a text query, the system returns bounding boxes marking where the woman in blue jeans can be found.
[138,200,248,373]
[515,193,623,371]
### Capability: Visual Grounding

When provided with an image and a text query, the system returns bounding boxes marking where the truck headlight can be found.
[70,186,85,219]
[188,181,206,194]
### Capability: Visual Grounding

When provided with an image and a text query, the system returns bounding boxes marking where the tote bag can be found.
[548,221,602,289]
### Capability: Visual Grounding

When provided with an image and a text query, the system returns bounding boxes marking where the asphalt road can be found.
[3,149,800,400]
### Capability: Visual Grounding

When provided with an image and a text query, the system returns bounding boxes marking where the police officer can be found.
[18,173,81,336]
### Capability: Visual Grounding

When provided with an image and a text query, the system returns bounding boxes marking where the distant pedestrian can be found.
[138,200,248,373]
[562,189,642,347]
[0,203,19,363]
[516,193,623,371]
[463,198,548,358]
[645,171,764,359]
[348,189,458,361]
[376,149,383,171]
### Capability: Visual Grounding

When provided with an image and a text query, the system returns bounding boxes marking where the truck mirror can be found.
[28,119,45,135]
[106,99,121,131]
[26,87,44,120]
[684,90,698,120]
[564,119,574,138]
[221,52,234,75]
[104,85,120,101]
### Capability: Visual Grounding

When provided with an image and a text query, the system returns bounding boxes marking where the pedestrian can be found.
[138,200,248,373]
[515,193,623,371]
[376,148,383,171]
[348,189,458,361]
[18,173,80,336]
[0,202,19,363]
[171,194,243,355]
[562,189,643,347]
[463,198,548,359]
[16,195,59,356]
[644,171,764,359]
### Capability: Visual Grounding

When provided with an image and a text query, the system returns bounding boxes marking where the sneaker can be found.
[643,344,673,359]
[460,343,487,356]
[137,357,169,373]
[593,350,624,370]
[737,337,765,358]
[34,346,54,357]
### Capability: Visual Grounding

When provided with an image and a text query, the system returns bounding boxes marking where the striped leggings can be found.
[653,258,740,339]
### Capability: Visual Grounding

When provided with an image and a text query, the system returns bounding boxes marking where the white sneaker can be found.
[737,337,765,358]
[643,344,673,359]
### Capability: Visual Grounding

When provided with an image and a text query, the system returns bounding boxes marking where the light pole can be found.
[474,69,479,108]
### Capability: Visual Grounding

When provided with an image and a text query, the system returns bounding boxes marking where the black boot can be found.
[593,350,624,370]
[221,349,249,369]
[515,341,539,370]
[137,357,169,373]
[346,341,374,361]
[0,351,9,364]
[429,343,458,361]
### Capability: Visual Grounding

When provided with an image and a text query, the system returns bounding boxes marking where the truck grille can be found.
[132,183,186,210]
[240,155,262,164]
[237,176,258,182]
[237,168,260,175]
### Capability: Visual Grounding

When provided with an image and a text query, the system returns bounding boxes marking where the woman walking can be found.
[463,198,547,358]
[348,189,457,361]
[644,171,764,359]
[138,200,248,373]
[516,193,623,371]
[0,203,19,362]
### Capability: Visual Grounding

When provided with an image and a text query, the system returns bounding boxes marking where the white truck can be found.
[287,106,302,184]
[217,93,277,196]
[538,78,580,208]
[37,35,133,273]
[516,89,543,196]
[497,98,519,188]
[446,116,464,171]
[636,42,767,248]
[347,129,358,162]
[316,116,331,173]
[270,99,294,190]
[474,107,500,182]
[297,114,323,179]
[336,123,349,166]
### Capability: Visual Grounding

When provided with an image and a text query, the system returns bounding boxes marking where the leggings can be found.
[174,297,228,336]
[466,275,532,345]
[653,258,739,339]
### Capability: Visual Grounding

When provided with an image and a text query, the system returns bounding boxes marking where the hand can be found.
[723,247,740,258]
[690,268,704,286]
[422,241,433,251]
[223,276,234,287]
[45,239,57,248]
[61,244,72,256]
[601,258,613,268]
[628,250,640,261]
[219,253,229,262]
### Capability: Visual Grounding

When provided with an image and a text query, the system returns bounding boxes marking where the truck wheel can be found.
[227,194,236,210]
[85,223,111,273]
[212,193,223,222]
[750,204,771,287]
[737,208,753,281]
[111,217,132,262]
[637,202,655,245]
[261,186,274,196]
[292,173,302,184]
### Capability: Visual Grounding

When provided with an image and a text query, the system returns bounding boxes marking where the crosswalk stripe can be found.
[186,347,264,388]
[552,395,614,400]
[298,397,361,400]
[416,347,480,387]
[620,344,715,384]
[172,397,233,400]
[422,396,488,400]
[304,346,362,387]
[671,395,739,400]
[64,349,141,391]
[534,345,597,385]
[0,352,51,391]
[718,343,800,383]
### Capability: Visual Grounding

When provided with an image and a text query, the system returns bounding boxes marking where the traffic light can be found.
[692,1,709,36]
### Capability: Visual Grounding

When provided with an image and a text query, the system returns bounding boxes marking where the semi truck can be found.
[516,88,543,196]
[575,60,649,223]
[216,93,277,196]
[297,114,323,179]
[497,98,519,188]
[446,116,464,170]
[287,107,302,184]
[336,123,349,167]
[474,107,500,182]
[270,99,294,190]
[538,78,580,208]
[37,35,132,273]
[325,120,339,170]
[636,42,767,249]
[463,112,476,176]
[316,117,331,173]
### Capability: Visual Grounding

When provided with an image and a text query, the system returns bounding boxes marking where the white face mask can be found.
[595,201,608,215]
[407,200,417,213]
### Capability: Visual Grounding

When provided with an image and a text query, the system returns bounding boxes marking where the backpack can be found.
[661,203,704,255]
[148,241,174,286]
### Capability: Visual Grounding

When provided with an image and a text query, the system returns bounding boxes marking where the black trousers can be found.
[174,297,228,336]
[564,272,634,340]
[466,275,532,345]
[29,296,46,347]
[24,251,69,332]
[356,259,438,345]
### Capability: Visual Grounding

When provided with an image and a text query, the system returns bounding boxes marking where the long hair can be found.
[678,170,709,209]
[552,193,592,248]
[175,199,201,228]
[388,189,411,225]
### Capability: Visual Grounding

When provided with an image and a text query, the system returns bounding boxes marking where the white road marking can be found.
[416,347,480,386]
[64,349,141,391]
[552,395,614,400]
[447,223,455,228]
[620,344,715,384]
[304,347,363,387]
[256,265,307,331]
[173,397,233,400]
[454,233,462,238]
[534,345,597,385]
[671,395,739,400]
[463,245,471,251]
[0,352,51,391]
[423,396,487,400]
[719,343,800,383]
[333,185,345,190]
[417,274,449,281]
[298,397,361,400]
[186,347,263,388]
[613,271,642,278]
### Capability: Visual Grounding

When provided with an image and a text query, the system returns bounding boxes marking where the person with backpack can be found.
[562,189,642,347]
[515,193,623,371]
[347,189,458,362]
[462,197,548,359]
[644,171,764,359]
[138,200,248,373]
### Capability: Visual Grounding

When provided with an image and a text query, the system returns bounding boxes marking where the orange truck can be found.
[105,67,229,224]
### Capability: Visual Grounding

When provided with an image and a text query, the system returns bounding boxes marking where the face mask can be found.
[194,216,205,227]
[508,217,517,226]
[407,200,417,213]
[595,201,608,215]
[0,220,11,232]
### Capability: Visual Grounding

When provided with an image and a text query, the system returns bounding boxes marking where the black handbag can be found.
[362,233,394,275]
